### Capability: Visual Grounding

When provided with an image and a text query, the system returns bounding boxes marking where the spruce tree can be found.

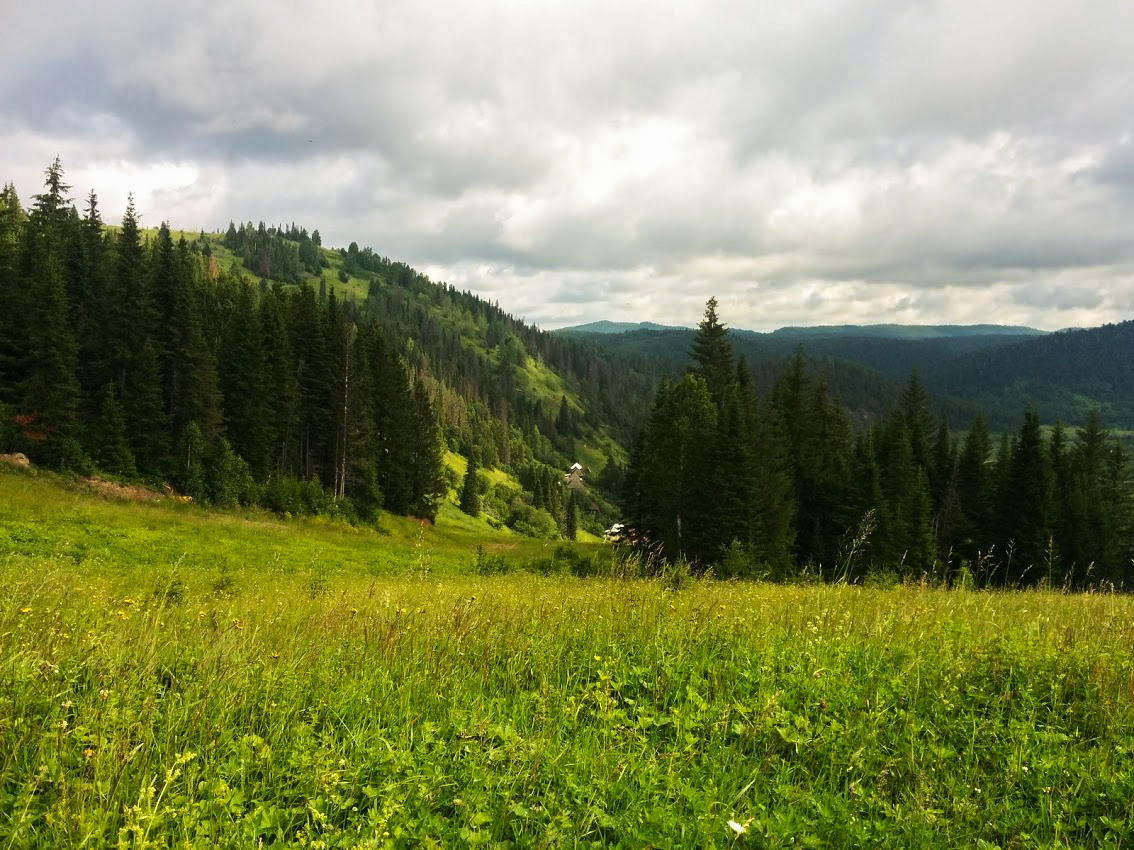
[0,184,27,404]
[565,491,578,540]
[92,383,137,479]
[125,337,171,475]
[843,430,887,580]
[407,382,446,521]
[460,452,480,516]
[162,232,223,444]
[750,399,797,574]
[633,374,718,565]
[689,296,735,405]
[19,162,85,469]
[221,279,275,479]
[955,414,994,568]
[176,421,208,503]
[1000,408,1054,584]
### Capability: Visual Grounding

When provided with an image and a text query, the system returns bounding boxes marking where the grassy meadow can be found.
[2,467,1133,848]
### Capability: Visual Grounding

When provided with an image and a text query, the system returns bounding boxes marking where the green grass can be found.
[518,357,575,410]
[0,469,564,579]
[2,469,1133,847]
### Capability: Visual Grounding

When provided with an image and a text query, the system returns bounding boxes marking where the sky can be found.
[3,0,1134,331]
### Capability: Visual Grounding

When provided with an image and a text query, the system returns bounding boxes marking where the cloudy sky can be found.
[3,0,1134,330]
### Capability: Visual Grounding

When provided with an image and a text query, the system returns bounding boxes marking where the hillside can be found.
[769,323,1045,339]
[566,320,1130,430]
[924,321,1134,428]
[0,167,645,545]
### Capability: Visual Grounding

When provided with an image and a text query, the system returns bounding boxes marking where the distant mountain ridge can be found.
[554,320,687,334]
[555,320,1046,339]
[563,317,1132,430]
[767,324,1046,339]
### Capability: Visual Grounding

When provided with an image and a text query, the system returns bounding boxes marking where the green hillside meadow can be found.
[2,467,1133,848]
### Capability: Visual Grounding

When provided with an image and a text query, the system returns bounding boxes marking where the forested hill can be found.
[562,321,1132,430]
[924,322,1134,429]
[769,323,1045,339]
[623,299,1134,588]
[0,159,661,540]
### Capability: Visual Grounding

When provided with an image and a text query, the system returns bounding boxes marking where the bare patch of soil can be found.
[81,477,164,502]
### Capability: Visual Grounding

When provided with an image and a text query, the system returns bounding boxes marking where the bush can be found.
[506,501,559,539]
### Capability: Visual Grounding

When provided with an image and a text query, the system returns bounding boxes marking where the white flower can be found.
[728,820,746,835]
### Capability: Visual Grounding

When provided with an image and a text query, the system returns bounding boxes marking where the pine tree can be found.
[565,491,578,540]
[176,421,208,503]
[633,374,718,565]
[879,413,934,577]
[261,283,299,474]
[689,296,735,405]
[460,452,480,516]
[955,414,994,569]
[221,279,275,479]
[0,184,28,404]
[1000,408,1054,585]
[92,383,137,479]
[843,430,887,580]
[125,337,171,475]
[342,328,388,522]
[749,399,797,574]
[19,161,85,469]
[290,282,334,482]
[899,370,933,473]
[555,394,571,438]
[162,232,223,444]
[407,382,446,521]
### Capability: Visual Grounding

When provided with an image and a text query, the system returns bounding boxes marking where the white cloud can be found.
[2,0,1134,329]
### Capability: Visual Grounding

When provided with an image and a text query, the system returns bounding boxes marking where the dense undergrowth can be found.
[1,470,1133,848]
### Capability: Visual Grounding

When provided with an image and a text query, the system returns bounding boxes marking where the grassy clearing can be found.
[0,470,567,579]
[1,470,1133,848]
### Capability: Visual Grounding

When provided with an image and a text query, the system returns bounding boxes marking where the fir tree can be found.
[460,452,480,516]
[955,414,994,569]
[177,421,208,503]
[1000,408,1054,584]
[20,163,85,469]
[407,382,446,521]
[689,296,735,405]
[92,383,137,479]
[565,491,578,540]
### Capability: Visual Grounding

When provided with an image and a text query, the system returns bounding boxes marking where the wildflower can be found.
[593,655,601,662]
[98,688,109,701]
[728,820,746,835]
[350,608,358,615]
[83,747,95,760]
[116,610,128,620]
[270,650,281,660]
[232,618,243,630]
[62,700,72,710]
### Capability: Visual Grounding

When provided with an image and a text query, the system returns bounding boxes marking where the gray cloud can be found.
[3,0,1134,330]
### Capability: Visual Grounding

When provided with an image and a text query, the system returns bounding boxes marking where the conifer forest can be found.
[1,159,1132,587]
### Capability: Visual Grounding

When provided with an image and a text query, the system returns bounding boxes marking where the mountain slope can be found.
[924,321,1134,428]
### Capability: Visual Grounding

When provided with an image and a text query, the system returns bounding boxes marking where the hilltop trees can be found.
[0,159,446,524]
